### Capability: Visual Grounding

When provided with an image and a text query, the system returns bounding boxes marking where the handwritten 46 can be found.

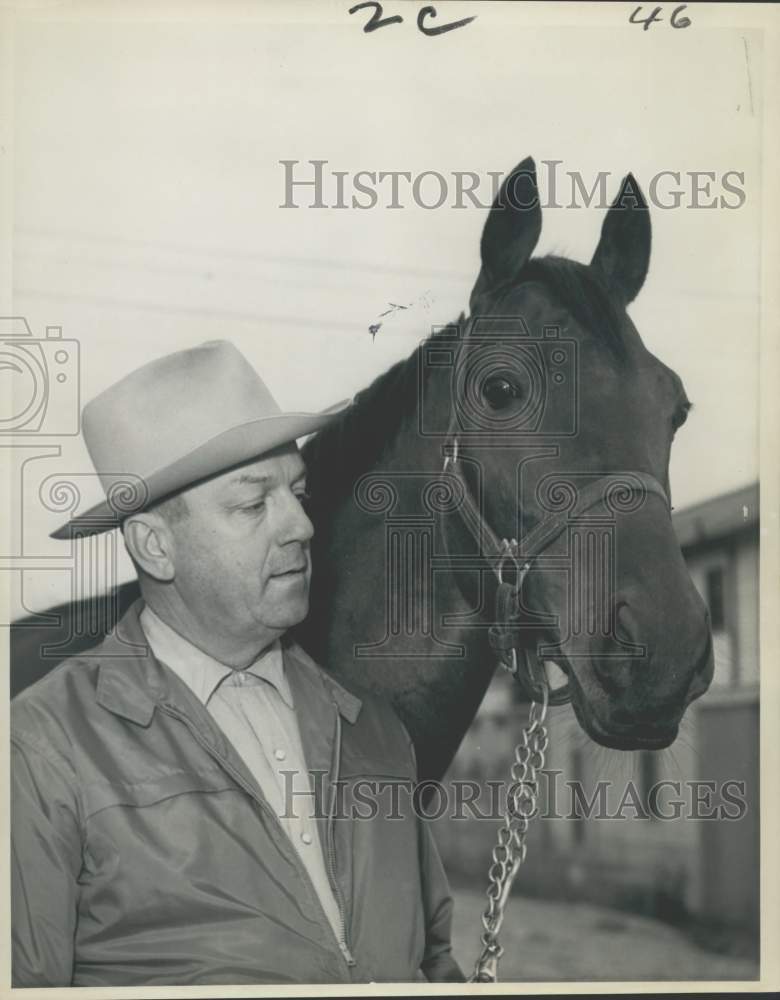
[629,5,691,31]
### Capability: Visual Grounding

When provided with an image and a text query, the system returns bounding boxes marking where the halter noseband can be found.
[441,435,671,705]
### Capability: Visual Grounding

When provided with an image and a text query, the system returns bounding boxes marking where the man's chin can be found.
[261,595,310,632]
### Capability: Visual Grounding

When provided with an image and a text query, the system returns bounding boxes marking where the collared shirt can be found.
[139,604,344,945]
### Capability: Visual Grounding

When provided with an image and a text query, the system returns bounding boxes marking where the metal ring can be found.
[528,687,549,728]
[443,436,460,472]
[497,539,523,585]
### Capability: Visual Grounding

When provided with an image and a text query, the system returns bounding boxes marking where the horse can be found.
[10,156,714,784]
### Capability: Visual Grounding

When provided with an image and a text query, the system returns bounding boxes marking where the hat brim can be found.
[50,399,351,540]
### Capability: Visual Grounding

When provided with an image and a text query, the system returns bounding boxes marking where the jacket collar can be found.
[96,598,362,727]
[95,599,160,727]
[282,635,362,725]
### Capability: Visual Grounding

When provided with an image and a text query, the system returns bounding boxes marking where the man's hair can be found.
[147,491,190,525]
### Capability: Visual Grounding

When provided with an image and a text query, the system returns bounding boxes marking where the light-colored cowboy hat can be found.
[50,339,350,539]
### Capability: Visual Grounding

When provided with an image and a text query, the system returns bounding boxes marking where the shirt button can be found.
[300,832,313,845]
[274,748,287,761]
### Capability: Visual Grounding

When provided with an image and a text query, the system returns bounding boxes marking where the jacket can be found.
[11,599,464,986]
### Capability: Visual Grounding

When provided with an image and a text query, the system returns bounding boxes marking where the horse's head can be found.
[457,156,713,750]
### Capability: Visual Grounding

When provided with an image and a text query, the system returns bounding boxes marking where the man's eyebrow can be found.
[230,473,273,487]
[228,470,307,489]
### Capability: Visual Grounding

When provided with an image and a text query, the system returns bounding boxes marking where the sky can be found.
[2,0,765,610]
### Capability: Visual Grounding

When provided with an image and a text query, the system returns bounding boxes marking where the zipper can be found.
[325,712,356,967]
[158,703,356,970]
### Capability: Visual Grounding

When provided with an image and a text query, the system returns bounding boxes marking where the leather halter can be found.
[440,435,672,704]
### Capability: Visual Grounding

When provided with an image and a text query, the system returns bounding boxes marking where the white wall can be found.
[4,3,763,612]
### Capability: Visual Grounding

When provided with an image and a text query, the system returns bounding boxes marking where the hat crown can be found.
[83,340,281,486]
[51,339,349,538]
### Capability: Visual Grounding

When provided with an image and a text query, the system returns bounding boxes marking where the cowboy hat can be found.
[50,340,350,539]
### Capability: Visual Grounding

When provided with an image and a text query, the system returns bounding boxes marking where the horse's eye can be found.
[482,376,519,410]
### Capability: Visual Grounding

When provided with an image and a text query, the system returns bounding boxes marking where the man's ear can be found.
[123,513,176,582]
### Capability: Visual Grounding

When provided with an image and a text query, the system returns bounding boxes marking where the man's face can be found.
[164,443,314,644]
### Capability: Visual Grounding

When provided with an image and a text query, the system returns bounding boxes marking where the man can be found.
[11,340,464,986]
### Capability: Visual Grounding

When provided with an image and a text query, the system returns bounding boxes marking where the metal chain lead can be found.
[469,685,550,984]
[441,436,554,981]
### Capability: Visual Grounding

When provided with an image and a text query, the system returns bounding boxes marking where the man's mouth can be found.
[271,565,307,579]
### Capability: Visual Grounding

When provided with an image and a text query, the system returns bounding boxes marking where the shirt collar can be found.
[139,604,293,709]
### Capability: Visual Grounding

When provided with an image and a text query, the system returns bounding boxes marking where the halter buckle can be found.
[497,538,528,587]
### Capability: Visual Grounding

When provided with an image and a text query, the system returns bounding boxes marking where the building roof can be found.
[673,481,759,549]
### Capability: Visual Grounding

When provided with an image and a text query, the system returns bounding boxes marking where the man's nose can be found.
[278,491,314,544]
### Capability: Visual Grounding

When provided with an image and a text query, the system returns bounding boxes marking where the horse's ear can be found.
[590,173,651,305]
[469,156,542,312]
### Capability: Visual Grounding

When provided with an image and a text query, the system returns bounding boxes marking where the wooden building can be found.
[434,482,760,932]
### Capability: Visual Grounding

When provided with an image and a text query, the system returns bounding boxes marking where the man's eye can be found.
[241,500,266,514]
[295,490,312,505]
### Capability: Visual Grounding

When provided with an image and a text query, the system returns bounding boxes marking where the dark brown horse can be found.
[10,156,713,783]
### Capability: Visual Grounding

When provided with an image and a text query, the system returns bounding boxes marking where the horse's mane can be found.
[302,255,626,510]
[302,318,458,511]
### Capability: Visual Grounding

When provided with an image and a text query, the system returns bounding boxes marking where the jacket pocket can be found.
[337,749,417,784]
[83,765,239,819]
